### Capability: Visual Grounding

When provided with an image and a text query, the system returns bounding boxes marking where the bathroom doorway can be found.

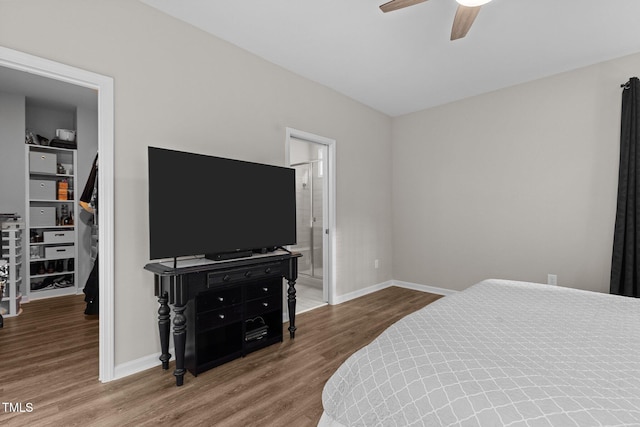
[286,128,335,313]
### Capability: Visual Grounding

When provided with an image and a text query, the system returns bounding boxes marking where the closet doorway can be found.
[286,128,335,312]
[0,47,114,382]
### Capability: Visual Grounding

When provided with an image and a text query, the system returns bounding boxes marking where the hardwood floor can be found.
[0,287,442,426]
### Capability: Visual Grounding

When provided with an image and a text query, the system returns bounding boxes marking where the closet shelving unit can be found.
[1,221,24,317]
[25,144,79,301]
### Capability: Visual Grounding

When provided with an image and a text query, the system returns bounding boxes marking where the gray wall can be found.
[0,0,394,367]
[0,91,26,287]
[25,103,75,140]
[392,52,640,293]
[0,91,25,217]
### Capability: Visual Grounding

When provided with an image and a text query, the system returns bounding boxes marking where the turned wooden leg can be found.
[173,304,187,386]
[287,279,297,338]
[158,291,171,370]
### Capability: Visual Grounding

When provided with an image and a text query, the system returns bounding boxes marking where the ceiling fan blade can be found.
[380,0,429,13]
[450,5,481,40]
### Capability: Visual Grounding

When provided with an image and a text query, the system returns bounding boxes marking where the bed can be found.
[320,279,640,426]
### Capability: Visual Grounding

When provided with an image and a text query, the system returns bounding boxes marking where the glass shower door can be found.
[292,162,323,280]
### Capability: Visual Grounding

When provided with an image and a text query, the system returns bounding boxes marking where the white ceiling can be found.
[145,0,640,117]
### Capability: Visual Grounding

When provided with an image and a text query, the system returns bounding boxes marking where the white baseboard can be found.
[332,280,395,305]
[391,280,458,296]
[113,347,174,381]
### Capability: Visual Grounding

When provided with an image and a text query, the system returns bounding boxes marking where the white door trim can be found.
[285,127,336,305]
[0,46,116,382]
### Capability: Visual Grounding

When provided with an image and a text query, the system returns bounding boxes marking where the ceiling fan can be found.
[380,0,492,40]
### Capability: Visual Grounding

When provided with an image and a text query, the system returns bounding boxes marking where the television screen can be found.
[148,147,296,260]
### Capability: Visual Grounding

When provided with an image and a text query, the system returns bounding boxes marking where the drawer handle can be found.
[219,314,225,319]
[41,155,46,160]
[265,267,272,273]
[262,302,269,307]
[245,271,252,278]
[222,275,231,282]
[218,296,224,302]
[40,183,45,188]
[262,287,268,292]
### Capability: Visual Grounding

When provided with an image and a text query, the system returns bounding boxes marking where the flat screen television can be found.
[148,147,296,260]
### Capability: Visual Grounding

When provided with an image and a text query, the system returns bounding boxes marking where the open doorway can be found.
[0,46,114,382]
[286,128,335,313]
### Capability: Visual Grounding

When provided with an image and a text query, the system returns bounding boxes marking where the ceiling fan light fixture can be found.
[456,0,491,6]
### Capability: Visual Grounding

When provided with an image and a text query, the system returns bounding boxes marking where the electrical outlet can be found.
[374,259,379,269]
[547,274,557,286]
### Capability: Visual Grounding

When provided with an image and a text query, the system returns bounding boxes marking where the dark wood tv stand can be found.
[144,250,300,386]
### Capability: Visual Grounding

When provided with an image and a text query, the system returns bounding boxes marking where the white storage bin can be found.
[43,230,74,244]
[30,207,56,227]
[29,151,57,174]
[29,179,56,200]
[45,246,74,259]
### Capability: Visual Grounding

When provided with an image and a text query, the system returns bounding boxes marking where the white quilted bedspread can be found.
[321,279,640,426]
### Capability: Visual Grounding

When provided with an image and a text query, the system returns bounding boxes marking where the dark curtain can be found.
[611,77,640,297]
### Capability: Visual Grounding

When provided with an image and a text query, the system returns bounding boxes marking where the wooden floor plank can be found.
[0,287,442,426]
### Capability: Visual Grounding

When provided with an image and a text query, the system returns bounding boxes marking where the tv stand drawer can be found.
[197,304,243,330]
[245,294,281,317]
[197,287,242,312]
[246,279,281,300]
[207,262,282,287]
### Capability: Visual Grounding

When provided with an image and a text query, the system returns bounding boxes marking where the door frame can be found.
[285,127,336,304]
[0,46,115,382]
